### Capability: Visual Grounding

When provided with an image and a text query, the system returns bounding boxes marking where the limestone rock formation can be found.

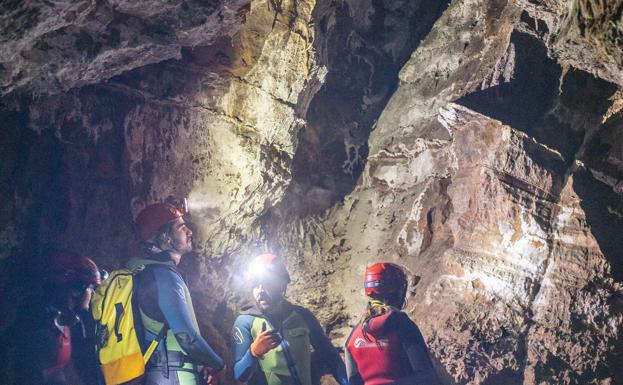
[1,0,623,384]
[520,0,623,87]
[0,0,251,96]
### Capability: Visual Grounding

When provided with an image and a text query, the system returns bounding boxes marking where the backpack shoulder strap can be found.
[142,322,169,364]
[131,263,170,362]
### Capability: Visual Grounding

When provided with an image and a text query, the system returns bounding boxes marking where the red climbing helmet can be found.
[135,202,184,241]
[248,253,291,283]
[364,262,407,299]
[48,251,102,288]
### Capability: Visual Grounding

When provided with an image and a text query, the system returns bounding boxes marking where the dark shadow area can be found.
[0,88,138,383]
[572,124,623,383]
[459,31,561,141]
[574,167,623,282]
[537,69,617,157]
[481,368,523,385]
[0,100,67,383]
[459,31,617,162]
[530,355,575,385]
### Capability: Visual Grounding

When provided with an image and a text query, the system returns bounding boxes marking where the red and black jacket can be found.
[344,308,439,385]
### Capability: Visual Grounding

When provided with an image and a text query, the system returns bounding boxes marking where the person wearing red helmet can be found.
[13,250,103,385]
[126,201,224,385]
[345,263,440,385]
[232,253,349,385]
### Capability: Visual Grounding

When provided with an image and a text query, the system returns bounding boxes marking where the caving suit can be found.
[345,305,440,385]
[232,302,348,385]
[11,301,99,385]
[40,307,73,385]
[128,256,224,385]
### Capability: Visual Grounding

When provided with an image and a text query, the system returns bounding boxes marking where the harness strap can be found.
[264,319,303,385]
[148,351,196,367]
[133,264,171,378]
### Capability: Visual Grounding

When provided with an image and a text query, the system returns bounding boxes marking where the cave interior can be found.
[1,0,623,384]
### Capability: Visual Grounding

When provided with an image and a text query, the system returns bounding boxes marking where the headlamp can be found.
[166,196,189,215]
[246,259,270,283]
[179,197,188,215]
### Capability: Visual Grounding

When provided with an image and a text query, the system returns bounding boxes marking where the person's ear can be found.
[155,231,170,247]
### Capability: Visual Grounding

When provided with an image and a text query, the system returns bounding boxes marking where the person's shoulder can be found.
[390,311,425,340]
[235,313,257,322]
[233,313,256,329]
[289,303,317,321]
[147,263,181,279]
[389,309,416,325]
[290,303,314,316]
[289,303,325,330]
[235,304,264,324]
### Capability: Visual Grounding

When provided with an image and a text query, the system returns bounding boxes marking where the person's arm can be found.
[232,315,258,381]
[299,308,348,385]
[344,333,364,385]
[153,268,224,370]
[71,311,104,385]
[393,312,440,385]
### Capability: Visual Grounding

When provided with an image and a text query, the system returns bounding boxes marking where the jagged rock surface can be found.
[0,0,251,96]
[1,0,623,384]
[519,0,623,87]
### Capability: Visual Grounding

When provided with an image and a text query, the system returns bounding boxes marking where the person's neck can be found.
[144,244,182,265]
[263,300,288,324]
[169,252,182,265]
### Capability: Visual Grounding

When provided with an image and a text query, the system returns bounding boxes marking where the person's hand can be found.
[79,287,94,311]
[203,365,226,385]
[203,367,216,385]
[250,323,281,359]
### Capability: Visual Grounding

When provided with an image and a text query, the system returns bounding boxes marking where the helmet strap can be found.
[141,242,173,262]
[369,299,389,308]
[370,293,405,310]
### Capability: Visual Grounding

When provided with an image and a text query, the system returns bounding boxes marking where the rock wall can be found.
[1,0,623,384]
[0,0,251,96]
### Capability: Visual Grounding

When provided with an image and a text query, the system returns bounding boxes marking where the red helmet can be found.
[48,251,101,287]
[249,253,291,283]
[364,263,407,299]
[135,203,184,241]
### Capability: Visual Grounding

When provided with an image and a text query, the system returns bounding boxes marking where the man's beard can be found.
[256,291,281,313]
[171,236,192,254]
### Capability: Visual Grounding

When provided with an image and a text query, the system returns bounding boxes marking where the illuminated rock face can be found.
[375,104,622,384]
[1,0,623,384]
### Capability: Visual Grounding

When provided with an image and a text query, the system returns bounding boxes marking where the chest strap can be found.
[264,318,303,385]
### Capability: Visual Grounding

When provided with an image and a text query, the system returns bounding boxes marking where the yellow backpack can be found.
[91,267,167,385]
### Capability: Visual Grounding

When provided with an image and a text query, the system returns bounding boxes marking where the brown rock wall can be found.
[0,0,251,96]
[1,0,623,384]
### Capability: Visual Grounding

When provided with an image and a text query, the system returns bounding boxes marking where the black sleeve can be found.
[393,312,441,385]
[71,310,103,385]
[344,327,364,385]
[297,307,348,385]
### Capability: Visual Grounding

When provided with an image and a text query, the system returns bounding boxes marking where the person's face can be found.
[68,283,96,311]
[252,278,288,313]
[76,285,95,311]
[167,217,193,254]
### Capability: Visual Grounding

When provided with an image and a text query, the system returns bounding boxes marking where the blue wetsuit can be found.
[232,302,348,385]
[129,256,224,385]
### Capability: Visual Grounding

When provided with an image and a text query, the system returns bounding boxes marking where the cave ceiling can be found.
[2,0,623,384]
